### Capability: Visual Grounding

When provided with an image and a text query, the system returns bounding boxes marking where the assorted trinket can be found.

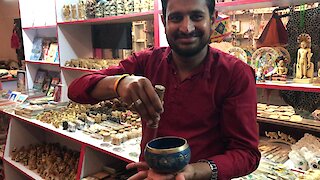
[33,99,142,146]
[10,143,79,180]
[62,0,154,21]
[64,58,121,70]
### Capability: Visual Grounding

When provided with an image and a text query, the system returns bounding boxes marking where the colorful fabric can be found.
[211,14,231,43]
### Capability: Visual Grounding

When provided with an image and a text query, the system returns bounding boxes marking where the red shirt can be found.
[68,47,260,179]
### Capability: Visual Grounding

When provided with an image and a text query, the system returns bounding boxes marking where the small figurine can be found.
[78,0,86,20]
[271,59,288,82]
[265,131,278,139]
[256,67,265,82]
[62,4,71,21]
[71,4,78,20]
[294,33,314,83]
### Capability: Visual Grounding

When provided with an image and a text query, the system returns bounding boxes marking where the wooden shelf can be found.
[256,81,320,93]
[58,11,155,25]
[216,0,319,11]
[61,66,98,73]
[257,116,320,133]
[25,60,60,66]
[22,25,56,30]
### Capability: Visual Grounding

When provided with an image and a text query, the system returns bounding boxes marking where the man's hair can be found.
[161,0,215,20]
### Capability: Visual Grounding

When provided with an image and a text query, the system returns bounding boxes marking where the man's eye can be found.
[191,14,204,21]
[168,15,182,22]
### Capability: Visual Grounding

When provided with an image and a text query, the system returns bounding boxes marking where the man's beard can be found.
[167,31,210,57]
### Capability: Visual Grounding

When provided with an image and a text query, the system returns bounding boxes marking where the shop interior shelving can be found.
[10,0,320,179]
[1,109,140,179]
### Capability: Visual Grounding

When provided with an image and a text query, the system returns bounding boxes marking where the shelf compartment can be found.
[1,110,139,163]
[257,116,320,133]
[256,81,320,93]
[3,118,81,179]
[25,60,60,66]
[81,146,134,179]
[216,0,319,11]
[57,11,155,25]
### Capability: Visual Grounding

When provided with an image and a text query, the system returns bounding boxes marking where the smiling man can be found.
[68,0,260,179]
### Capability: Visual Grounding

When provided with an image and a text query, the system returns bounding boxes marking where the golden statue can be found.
[271,60,288,83]
[294,33,314,83]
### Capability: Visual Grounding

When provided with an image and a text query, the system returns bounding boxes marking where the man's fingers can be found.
[127,171,148,180]
[126,162,149,170]
[175,173,185,180]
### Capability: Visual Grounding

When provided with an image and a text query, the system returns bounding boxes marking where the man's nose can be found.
[179,17,195,33]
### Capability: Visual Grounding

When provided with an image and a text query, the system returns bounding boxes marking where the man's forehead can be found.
[166,0,207,11]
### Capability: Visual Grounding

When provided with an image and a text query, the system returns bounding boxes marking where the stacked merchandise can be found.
[125,0,135,14]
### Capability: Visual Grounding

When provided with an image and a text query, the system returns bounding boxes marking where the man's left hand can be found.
[126,162,195,180]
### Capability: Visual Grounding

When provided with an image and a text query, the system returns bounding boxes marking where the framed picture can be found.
[8,91,21,101]
[46,85,55,97]
[231,21,241,33]
[33,70,47,90]
[51,77,60,86]
[16,94,28,103]
[17,70,26,92]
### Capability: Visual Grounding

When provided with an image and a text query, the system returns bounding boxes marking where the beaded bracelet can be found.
[113,74,130,97]
[198,159,218,180]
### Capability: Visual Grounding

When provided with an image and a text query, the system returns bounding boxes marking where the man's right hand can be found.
[117,75,164,123]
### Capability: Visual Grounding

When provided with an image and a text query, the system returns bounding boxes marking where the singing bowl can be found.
[144,136,191,174]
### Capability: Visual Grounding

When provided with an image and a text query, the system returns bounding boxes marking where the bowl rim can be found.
[145,136,189,154]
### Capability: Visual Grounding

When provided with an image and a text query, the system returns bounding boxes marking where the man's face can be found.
[164,0,212,57]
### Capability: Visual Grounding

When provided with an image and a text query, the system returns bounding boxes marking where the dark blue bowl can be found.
[144,136,191,174]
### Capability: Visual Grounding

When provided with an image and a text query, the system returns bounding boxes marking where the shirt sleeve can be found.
[68,51,148,104]
[210,62,261,179]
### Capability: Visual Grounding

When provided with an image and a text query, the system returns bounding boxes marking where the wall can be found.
[0,0,20,61]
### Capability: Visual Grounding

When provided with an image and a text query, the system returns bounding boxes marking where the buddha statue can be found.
[295,33,314,82]
[271,59,288,82]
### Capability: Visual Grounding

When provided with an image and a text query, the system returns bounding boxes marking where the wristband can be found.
[198,159,218,180]
[113,74,130,97]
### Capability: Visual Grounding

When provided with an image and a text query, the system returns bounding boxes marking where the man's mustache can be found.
[175,31,202,39]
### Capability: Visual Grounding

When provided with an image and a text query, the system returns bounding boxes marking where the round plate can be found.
[252,47,279,72]
[227,47,248,63]
[274,46,291,64]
